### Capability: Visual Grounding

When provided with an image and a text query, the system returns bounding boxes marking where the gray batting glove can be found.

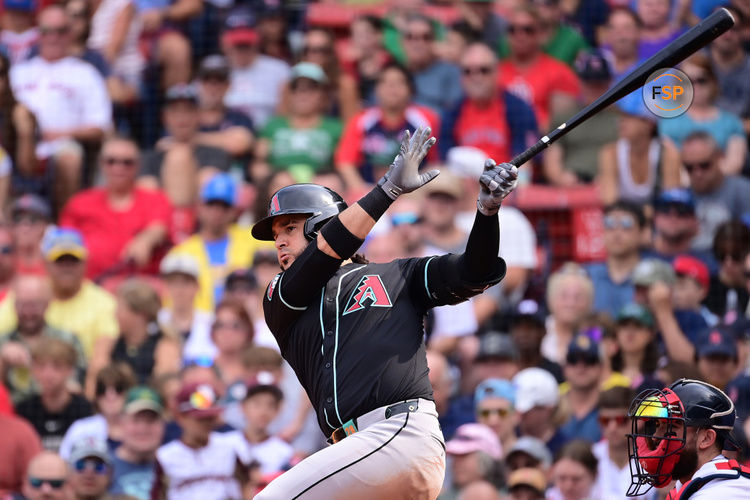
[378,126,439,200]
[477,159,518,216]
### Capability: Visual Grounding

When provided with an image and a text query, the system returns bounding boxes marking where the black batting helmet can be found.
[626,378,736,496]
[251,184,347,241]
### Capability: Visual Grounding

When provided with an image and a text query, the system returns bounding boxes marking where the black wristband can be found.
[357,186,394,221]
[320,216,365,260]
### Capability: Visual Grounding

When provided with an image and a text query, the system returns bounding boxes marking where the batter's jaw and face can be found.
[272,215,310,271]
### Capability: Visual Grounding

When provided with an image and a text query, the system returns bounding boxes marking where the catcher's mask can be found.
[626,378,736,497]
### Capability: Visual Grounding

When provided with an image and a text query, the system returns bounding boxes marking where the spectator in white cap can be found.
[475,378,518,452]
[513,367,565,455]
[443,423,504,499]
[67,436,112,500]
[447,146,538,322]
[157,253,216,361]
[505,436,553,473]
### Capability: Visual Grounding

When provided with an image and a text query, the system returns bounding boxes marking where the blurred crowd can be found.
[0,0,748,498]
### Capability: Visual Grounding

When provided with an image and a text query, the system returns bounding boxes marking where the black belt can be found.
[329,400,420,444]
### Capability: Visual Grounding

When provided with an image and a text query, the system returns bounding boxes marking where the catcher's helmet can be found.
[626,378,736,496]
[251,184,347,241]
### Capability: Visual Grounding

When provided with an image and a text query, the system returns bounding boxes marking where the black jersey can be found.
[264,241,505,436]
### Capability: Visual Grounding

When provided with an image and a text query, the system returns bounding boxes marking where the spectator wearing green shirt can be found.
[253,63,342,182]
[498,0,588,66]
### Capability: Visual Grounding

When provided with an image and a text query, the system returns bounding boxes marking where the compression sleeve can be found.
[458,210,504,283]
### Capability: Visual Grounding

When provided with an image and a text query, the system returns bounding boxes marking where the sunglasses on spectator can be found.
[74,458,108,474]
[655,202,693,216]
[684,160,713,173]
[303,45,331,55]
[478,407,511,419]
[0,244,14,255]
[603,215,635,230]
[95,382,127,396]
[717,251,744,263]
[598,415,629,427]
[40,26,69,36]
[67,8,88,18]
[508,24,537,35]
[405,32,432,42]
[391,212,419,226]
[183,355,214,369]
[213,321,245,330]
[462,65,493,76]
[29,477,66,489]
[13,212,45,225]
[103,156,137,168]
[692,76,710,85]
[566,354,599,366]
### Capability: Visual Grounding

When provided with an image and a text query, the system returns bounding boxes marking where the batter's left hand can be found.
[477,159,518,216]
[378,126,439,200]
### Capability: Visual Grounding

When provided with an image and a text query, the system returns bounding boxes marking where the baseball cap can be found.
[446,146,487,181]
[445,423,502,459]
[165,83,199,105]
[160,253,200,280]
[508,467,547,494]
[632,258,676,287]
[3,0,35,12]
[512,368,559,413]
[574,51,611,82]
[176,382,223,417]
[11,194,50,220]
[201,173,236,206]
[673,254,709,289]
[476,332,519,362]
[617,90,657,122]
[244,371,283,401]
[510,299,546,328]
[727,375,750,420]
[69,436,111,466]
[422,169,463,199]
[697,327,738,359]
[475,378,516,408]
[655,188,696,214]
[506,436,553,468]
[565,334,601,364]
[41,227,88,262]
[615,303,655,328]
[290,62,328,85]
[124,386,164,416]
[198,55,230,80]
[223,9,258,45]
[225,269,258,291]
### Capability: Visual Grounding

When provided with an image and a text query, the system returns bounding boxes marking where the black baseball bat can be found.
[510,7,735,168]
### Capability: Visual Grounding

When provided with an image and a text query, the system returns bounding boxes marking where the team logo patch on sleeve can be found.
[344,275,392,315]
[267,273,280,301]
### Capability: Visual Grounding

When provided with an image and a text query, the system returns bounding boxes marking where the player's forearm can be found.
[459,210,504,284]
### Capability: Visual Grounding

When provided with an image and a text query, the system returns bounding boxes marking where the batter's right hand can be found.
[378,126,439,200]
[477,159,518,216]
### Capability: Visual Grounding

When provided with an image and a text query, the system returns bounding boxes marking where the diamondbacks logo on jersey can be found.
[267,273,280,301]
[343,275,392,315]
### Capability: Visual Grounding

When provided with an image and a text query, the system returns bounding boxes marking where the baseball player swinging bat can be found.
[510,7,735,168]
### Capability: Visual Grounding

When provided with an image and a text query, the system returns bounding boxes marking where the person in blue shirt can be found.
[585,200,645,318]
[559,334,603,445]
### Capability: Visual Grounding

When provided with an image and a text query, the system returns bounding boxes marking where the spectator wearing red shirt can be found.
[497,5,580,129]
[335,62,439,192]
[60,136,172,280]
[439,42,538,164]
